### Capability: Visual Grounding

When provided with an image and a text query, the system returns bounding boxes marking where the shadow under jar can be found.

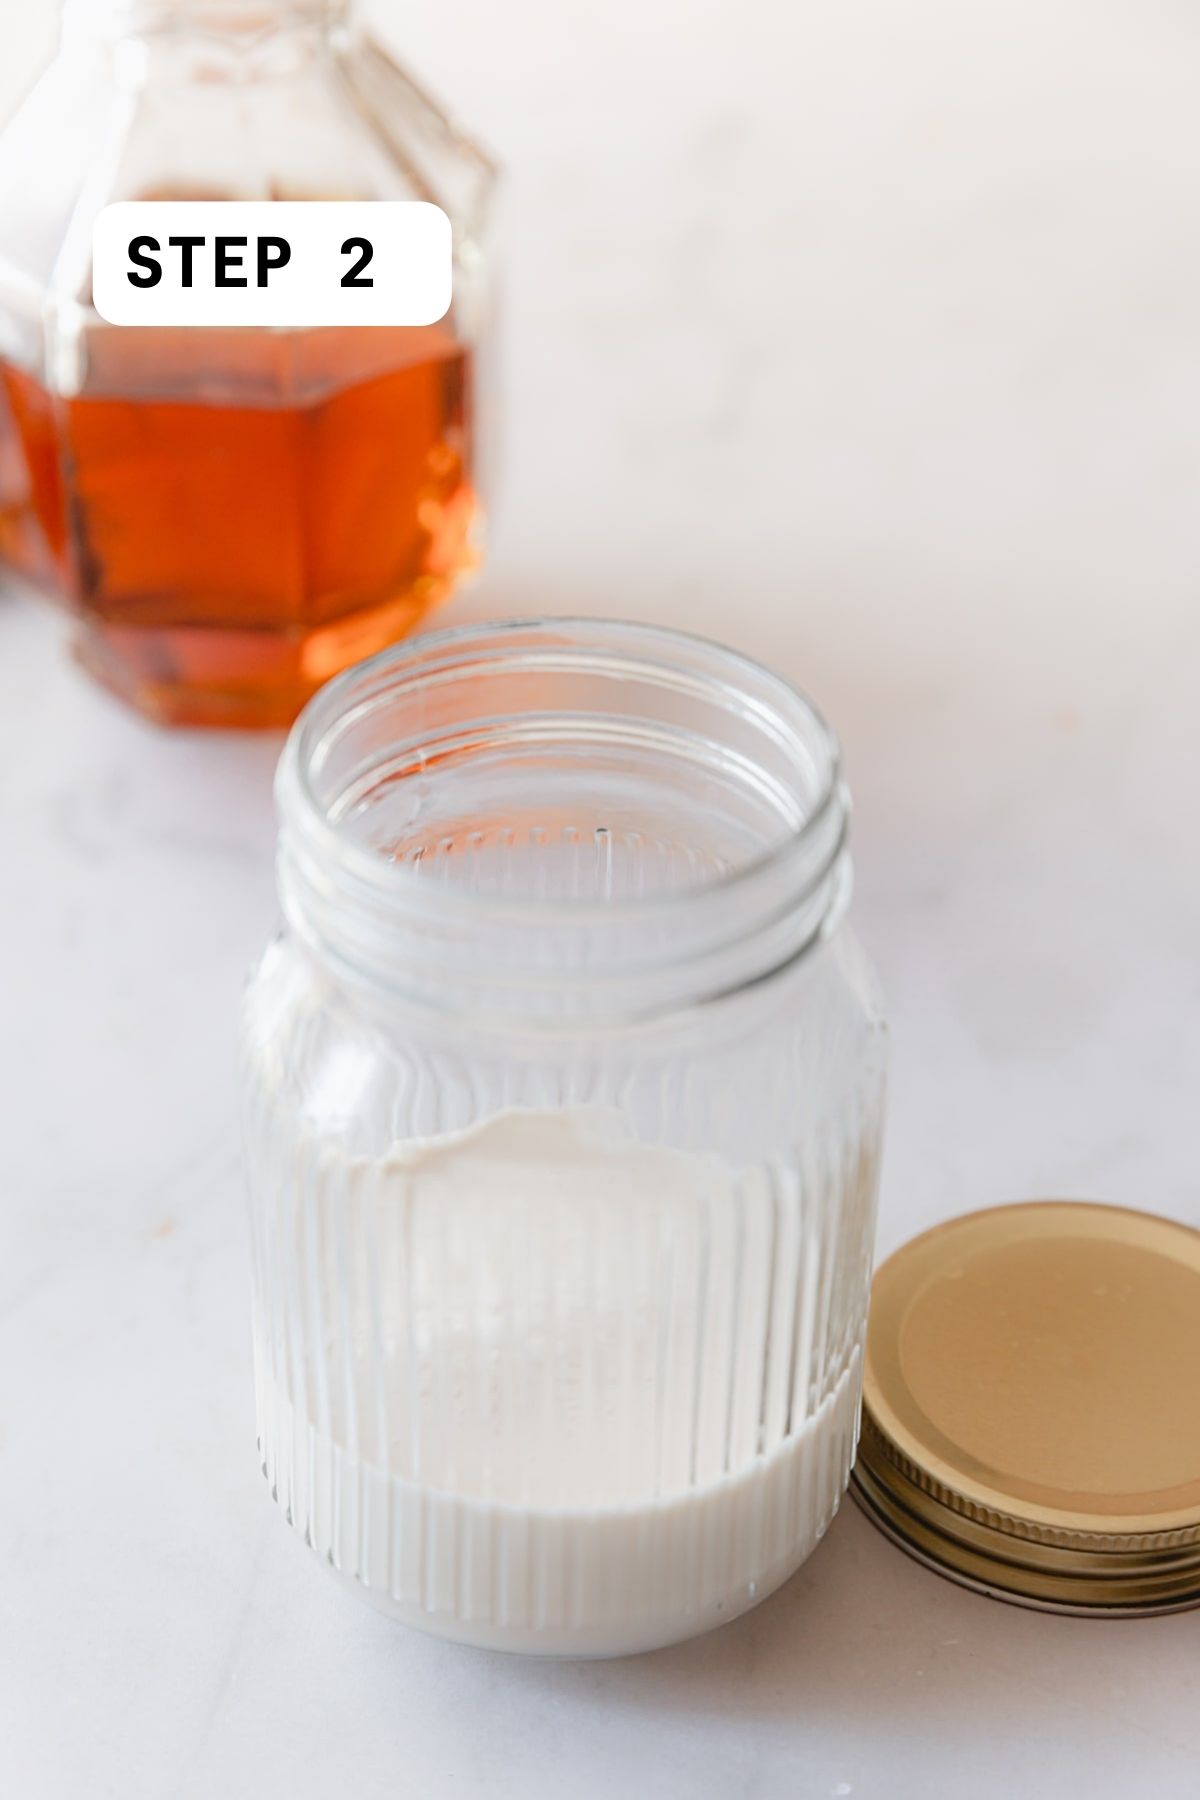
[242,619,888,1656]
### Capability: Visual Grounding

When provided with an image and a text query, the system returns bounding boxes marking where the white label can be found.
[91,201,453,327]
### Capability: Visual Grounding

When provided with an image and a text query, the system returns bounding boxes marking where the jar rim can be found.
[279,614,844,929]
[275,617,853,1022]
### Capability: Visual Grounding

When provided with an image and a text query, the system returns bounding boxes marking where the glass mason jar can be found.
[242,619,888,1656]
[0,0,494,725]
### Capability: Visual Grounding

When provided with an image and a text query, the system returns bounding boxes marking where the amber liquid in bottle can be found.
[0,323,475,726]
[0,358,72,593]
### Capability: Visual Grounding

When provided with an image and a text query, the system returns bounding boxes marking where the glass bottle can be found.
[0,0,494,725]
[241,619,888,1655]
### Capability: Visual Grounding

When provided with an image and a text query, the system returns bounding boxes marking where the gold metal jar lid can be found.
[851,1201,1200,1614]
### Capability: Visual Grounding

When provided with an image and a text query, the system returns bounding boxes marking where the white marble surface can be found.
[3,1,1200,1795]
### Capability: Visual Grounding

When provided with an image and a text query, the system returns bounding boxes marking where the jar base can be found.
[258,1357,861,1658]
[332,1526,828,1658]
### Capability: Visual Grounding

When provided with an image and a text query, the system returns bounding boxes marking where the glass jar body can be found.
[0,3,493,724]
[244,927,885,1656]
[241,622,887,1655]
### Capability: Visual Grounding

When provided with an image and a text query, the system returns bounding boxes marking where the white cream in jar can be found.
[253,1107,869,1656]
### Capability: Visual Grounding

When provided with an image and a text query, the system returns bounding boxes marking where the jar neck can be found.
[61,0,349,43]
[276,621,853,1032]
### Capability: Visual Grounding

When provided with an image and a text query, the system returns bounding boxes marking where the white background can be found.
[2,2,1199,1797]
